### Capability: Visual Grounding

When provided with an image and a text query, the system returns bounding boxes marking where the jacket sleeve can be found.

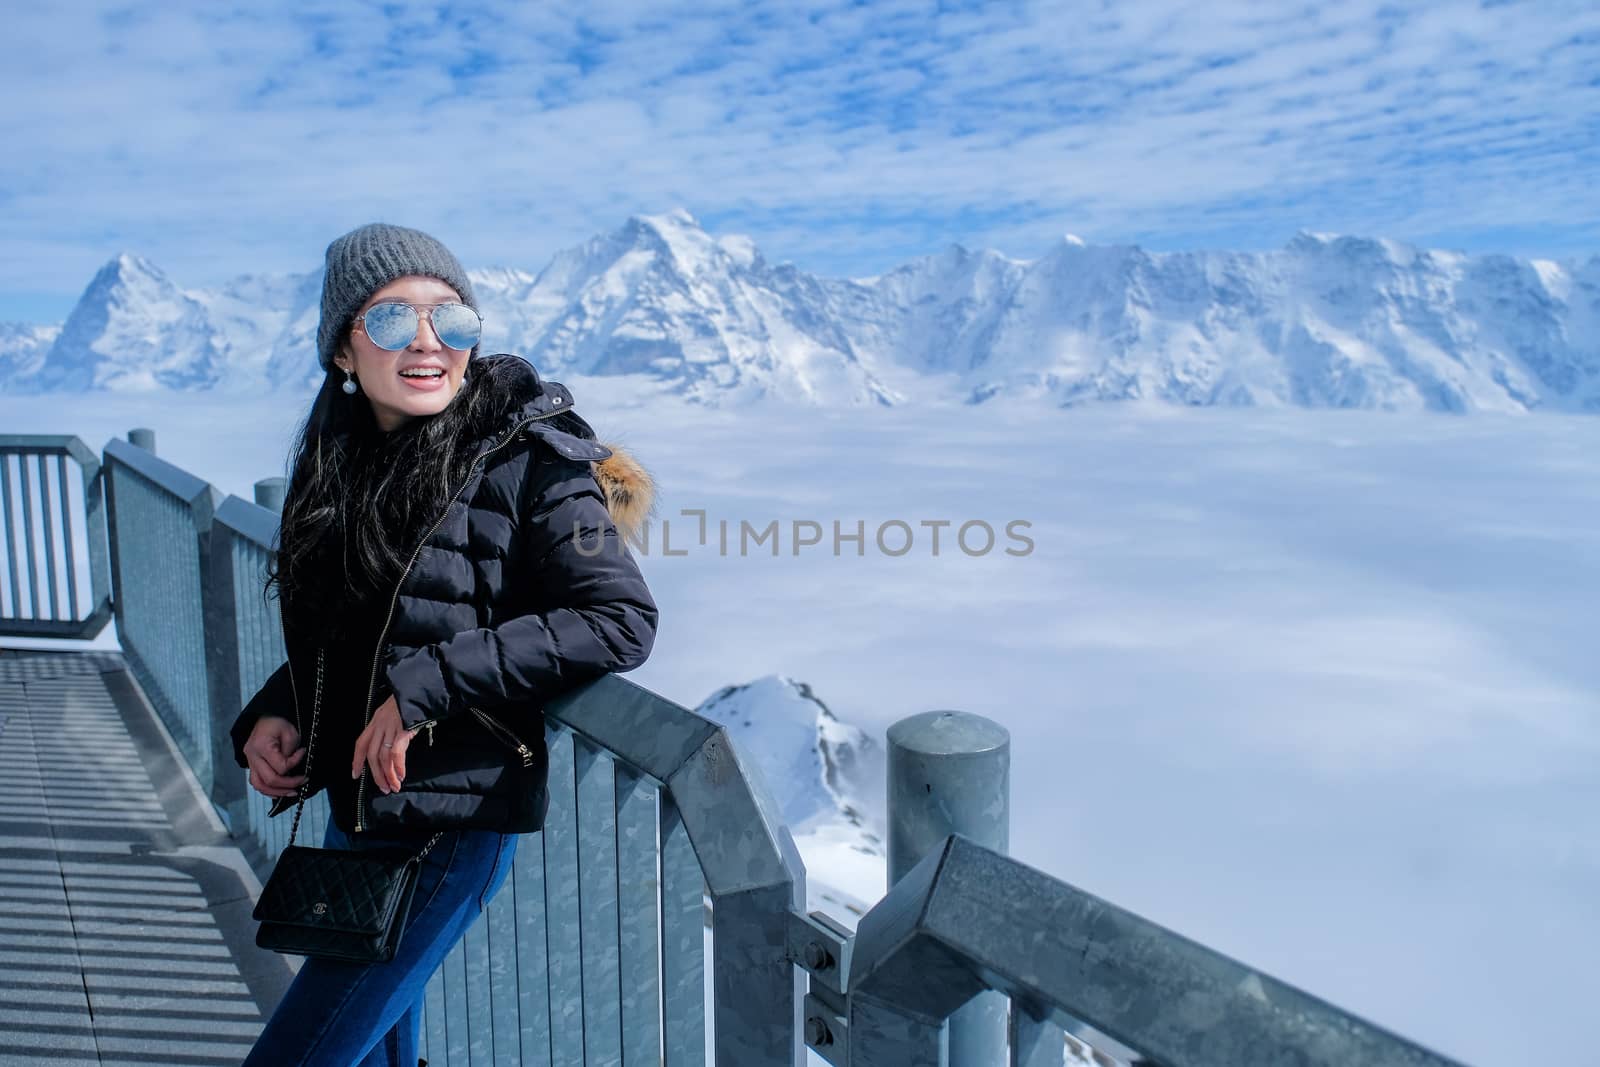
[381,452,659,731]
[229,658,295,769]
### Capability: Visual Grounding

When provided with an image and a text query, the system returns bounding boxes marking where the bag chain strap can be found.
[286,644,443,862]
[286,646,326,847]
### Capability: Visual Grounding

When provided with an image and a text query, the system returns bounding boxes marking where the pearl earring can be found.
[342,368,359,395]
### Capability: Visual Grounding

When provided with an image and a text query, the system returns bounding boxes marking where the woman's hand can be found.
[351,696,417,794]
[243,715,306,798]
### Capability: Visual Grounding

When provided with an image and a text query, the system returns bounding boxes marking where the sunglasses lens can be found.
[363,303,418,350]
[432,303,482,350]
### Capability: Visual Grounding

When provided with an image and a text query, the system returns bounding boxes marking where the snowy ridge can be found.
[508,209,897,405]
[6,213,1598,411]
[34,254,229,391]
[0,322,61,380]
[694,675,886,927]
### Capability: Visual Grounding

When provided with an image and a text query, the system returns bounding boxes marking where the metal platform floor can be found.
[0,646,293,1066]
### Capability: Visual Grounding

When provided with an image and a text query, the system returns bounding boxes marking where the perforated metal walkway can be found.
[0,647,292,1066]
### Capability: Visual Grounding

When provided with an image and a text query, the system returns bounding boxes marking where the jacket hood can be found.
[478,352,655,551]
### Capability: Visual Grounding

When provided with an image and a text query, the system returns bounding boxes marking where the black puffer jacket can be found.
[230,353,658,835]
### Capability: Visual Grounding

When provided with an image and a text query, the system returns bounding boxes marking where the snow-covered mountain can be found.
[6,212,1598,411]
[694,675,886,926]
[497,209,899,406]
[27,254,232,391]
[0,322,60,381]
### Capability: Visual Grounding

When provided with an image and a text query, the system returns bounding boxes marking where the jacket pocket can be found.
[468,706,540,768]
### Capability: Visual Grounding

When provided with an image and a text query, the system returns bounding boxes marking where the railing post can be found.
[104,435,223,807]
[205,485,283,833]
[887,710,1011,1066]
[84,447,112,630]
[128,428,155,453]
[191,480,223,805]
[253,477,285,513]
[204,515,245,830]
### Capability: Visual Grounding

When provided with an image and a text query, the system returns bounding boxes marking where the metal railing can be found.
[844,833,1464,1067]
[0,435,112,638]
[98,428,800,1064]
[210,487,333,857]
[101,433,225,797]
[0,429,1474,1067]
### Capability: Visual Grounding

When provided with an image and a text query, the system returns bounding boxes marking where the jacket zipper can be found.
[469,705,538,767]
[354,410,563,830]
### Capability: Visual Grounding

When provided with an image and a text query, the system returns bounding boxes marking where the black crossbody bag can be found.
[252,646,442,963]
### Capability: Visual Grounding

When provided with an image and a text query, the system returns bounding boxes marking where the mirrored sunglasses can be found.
[359,301,483,351]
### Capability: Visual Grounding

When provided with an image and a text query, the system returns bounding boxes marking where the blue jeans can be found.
[243,815,519,1067]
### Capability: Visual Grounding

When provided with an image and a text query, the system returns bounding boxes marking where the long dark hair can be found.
[263,352,530,644]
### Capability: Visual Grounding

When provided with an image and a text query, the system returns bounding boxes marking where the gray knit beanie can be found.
[316,222,479,372]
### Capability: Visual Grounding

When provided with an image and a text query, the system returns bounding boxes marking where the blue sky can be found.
[3,0,1598,323]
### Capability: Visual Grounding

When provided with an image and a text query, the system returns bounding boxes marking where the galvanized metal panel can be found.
[37,455,58,619]
[513,829,553,1067]
[102,439,126,641]
[575,738,623,1063]
[19,455,38,616]
[485,860,522,1067]
[204,525,244,823]
[849,991,947,1067]
[244,784,261,854]
[711,886,805,1066]
[56,454,78,617]
[2,456,20,616]
[230,536,255,704]
[424,966,448,1066]
[108,460,217,796]
[463,900,493,1065]
[660,792,705,1067]
[269,790,285,857]
[615,765,661,1065]
[542,725,585,1064]
[1009,998,1065,1067]
[224,522,291,860]
[443,935,470,1065]
[308,795,330,857]
[80,448,111,630]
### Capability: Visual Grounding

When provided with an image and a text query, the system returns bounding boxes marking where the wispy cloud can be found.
[4,0,1598,319]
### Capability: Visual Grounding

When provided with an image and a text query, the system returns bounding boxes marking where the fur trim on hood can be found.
[590,441,654,552]
[472,352,654,552]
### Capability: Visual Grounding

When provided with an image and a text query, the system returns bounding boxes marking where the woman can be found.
[229,222,658,1066]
